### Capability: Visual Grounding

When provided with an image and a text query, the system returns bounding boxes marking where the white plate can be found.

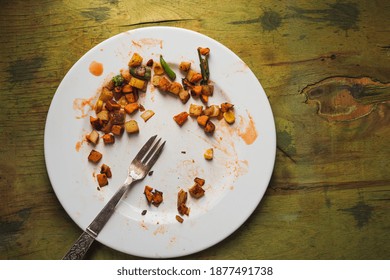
[44,26,276,258]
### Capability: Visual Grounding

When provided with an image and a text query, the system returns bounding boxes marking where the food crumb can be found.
[141,210,147,215]
[176,215,184,223]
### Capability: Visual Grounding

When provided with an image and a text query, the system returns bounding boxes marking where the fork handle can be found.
[62,230,96,260]
[62,179,133,260]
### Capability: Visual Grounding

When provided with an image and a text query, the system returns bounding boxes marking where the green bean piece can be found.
[197,48,209,85]
[160,55,176,81]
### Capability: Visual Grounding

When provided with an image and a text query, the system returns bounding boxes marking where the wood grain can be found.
[0,0,389,260]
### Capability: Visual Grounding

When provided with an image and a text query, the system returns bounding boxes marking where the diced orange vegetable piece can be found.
[197,115,209,127]
[198,47,210,55]
[124,103,139,115]
[97,173,108,187]
[100,164,112,178]
[125,92,139,103]
[88,150,102,163]
[194,177,205,186]
[102,133,115,144]
[111,124,124,136]
[152,190,163,207]
[158,76,171,91]
[173,112,189,126]
[189,183,205,198]
[204,120,215,134]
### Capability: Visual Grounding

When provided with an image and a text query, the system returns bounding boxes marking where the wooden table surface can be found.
[1,0,389,260]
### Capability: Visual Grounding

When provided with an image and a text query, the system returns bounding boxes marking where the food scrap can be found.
[189,177,206,198]
[177,189,190,216]
[100,164,112,178]
[144,186,163,207]
[204,148,214,160]
[173,111,189,126]
[88,149,102,163]
[96,164,112,188]
[96,174,108,188]
[175,215,184,223]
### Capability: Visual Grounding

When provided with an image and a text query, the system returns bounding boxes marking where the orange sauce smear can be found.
[89,61,103,76]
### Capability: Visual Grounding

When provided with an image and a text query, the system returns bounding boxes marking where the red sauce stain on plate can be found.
[73,97,94,119]
[89,61,103,76]
[75,141,82,152]
[238,113,258,145]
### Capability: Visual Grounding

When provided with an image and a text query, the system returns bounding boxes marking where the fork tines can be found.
[133,135,166,169]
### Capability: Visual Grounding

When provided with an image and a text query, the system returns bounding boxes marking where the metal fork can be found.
[62,135,166,260]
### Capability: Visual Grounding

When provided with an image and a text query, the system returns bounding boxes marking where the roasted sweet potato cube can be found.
[105,99,121,111]
[110,110,126,125]
[203,105,220,118]
[177,204,190,216]
[153,62,164,75]
[100,164,112,178]
[189,183,205,198]
[102,133,115,144]
[179,89,190,104]
[200,94,209,104]
[190,85,202,97]
[177,189,188,207]
[124,103,139,115]
[121,84,132,93]
[223,110,235,124]
[125,120,139,134]
[96,110,110,122]
[220,102,234,113]
[152,190,163,207]
[100,120,113,134]
[94,99,103,113]
[186,69,202,84]
[173,112,189,126]
[140,110,155,122]
[197,115,209,127]
[198,47,210,56]
[120,69,131,81]
[168,82,182,95]
[128,52,143,67]
[125,91,139,103]
[90,116,103,130]
[158,76,171,92]
[129,77,146,90]
[99,87,114,102]
[194,177,205,186]
[189,104,203,117]
[144,186,154,204]
[111,124,124,136]
[88,150,102,163]
[97,173,108,187]
[204,120,215,134]
[179,61,191,72]
[201,85,214,96]
[204,148,214,160]
[86,129,99,144]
